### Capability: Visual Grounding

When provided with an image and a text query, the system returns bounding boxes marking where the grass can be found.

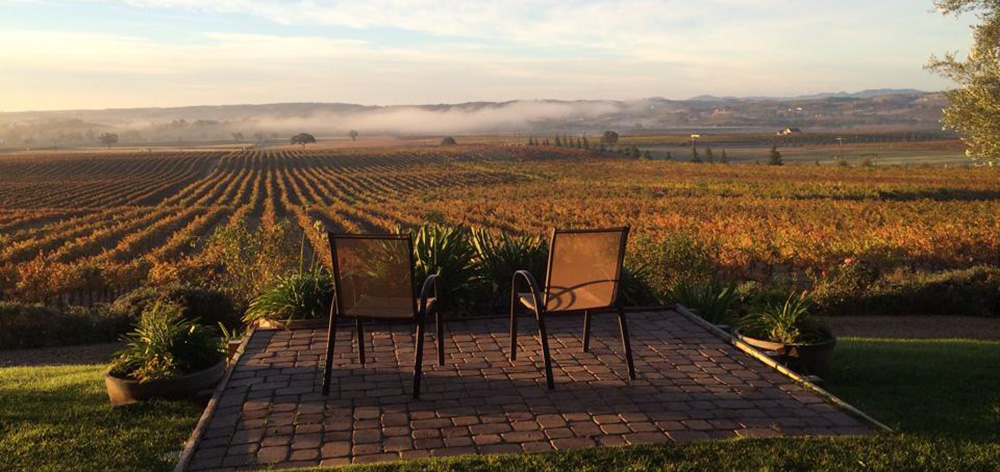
[825,338,1000,439]
[1,338,997,472]
[0,364,203,472]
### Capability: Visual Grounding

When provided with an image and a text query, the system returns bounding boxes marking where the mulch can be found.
[826,316,1000,341]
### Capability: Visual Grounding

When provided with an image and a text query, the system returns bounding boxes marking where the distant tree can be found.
[720,149,729,164]
[705,147,715,164]
[690,146,702,163]
[528,136,536,146]
[927,0,1000,162]
[440,136,458,146]
[767,143,784,166]
[555,135,563,147]
[231,132,245,142]
[599,143,607,152]
[349,130,359,141]
[601,131,620,148]
[98,132,118,149]
[544,139,550,146]
[665,151,673,160]
[290,133,316,149]
[631,145,641,158]
[642,150,652,159]
[582,136,590,149]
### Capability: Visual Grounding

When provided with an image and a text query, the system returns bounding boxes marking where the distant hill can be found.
[0,90,949,146]
[688,88,926,102]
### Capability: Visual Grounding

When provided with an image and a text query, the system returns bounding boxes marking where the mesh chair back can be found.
[543,227,628,312]
[330,234,417,319]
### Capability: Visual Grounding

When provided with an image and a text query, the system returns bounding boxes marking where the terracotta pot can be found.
[733,329,787,353]
[227,339,243,361]
[104,361,226,407]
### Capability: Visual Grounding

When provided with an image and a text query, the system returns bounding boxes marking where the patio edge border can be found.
[173,326,258,472]
[673,304,893,433]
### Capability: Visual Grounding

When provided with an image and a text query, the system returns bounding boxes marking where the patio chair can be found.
[321,233,444,399]
[508,227,636,389]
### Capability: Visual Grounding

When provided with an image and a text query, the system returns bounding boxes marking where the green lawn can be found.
[0,364,203,472]
[1,338,997,472]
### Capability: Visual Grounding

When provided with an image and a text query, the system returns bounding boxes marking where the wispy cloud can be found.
[0,0,974,111]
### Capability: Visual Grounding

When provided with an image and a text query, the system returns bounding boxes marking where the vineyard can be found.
[1,145,999,307]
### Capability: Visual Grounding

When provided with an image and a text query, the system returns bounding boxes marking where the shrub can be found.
[0,302,129,349]
[109,301,224,383]
[243,267,333,324]
[670,279,738,325]
[201,218,300,309]
[108,285,240,329]
[739,291,830,344]
[816,265,1000,316]
[412,224,481,313]
[630,233,717,298]
[470,228,547,309]
[811,258,880,314]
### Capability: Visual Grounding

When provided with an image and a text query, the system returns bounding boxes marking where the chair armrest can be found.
[512,270,544,313]
[419,273,440,314]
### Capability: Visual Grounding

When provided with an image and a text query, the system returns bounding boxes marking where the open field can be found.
[1,142,998,305]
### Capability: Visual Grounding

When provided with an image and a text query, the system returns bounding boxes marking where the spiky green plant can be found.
[243,267,333,324]
[670,279,738,325]
[109,300,224,383]
[412,224,480,312]
[470,227,547,309]
[739,291,830,344]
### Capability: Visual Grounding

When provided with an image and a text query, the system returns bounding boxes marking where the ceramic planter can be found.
[104,361,226,407]
[733,329,837,377]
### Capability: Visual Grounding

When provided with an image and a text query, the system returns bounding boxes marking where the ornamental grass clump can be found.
[243,267,333,324]
[670,279,738,325]
[109,300,224,383]
[412,224,480,312]
[471,227,547,308]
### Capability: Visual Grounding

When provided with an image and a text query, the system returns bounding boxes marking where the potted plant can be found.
[105,300,226,406]
[734,291,836,377]
[243,267,333,329]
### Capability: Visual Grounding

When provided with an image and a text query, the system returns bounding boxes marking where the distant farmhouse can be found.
[778,128,803,136]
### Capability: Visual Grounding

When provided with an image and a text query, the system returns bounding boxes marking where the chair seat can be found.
[344,296,434,318]
[519,291,610,312]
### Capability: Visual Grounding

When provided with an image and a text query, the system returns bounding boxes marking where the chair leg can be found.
[413,315,427,399]
[321,315,338,396]
[535,309,555,390]
[617,307,636,380]
[508,294,518,361]
[355,318,366,366]
[435,310,445,366]
[582,310,592,353]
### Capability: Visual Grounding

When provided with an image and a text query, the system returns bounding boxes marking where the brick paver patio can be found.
[184,308,872,471]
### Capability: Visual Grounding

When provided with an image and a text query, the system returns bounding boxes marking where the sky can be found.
[0,0,977,112]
